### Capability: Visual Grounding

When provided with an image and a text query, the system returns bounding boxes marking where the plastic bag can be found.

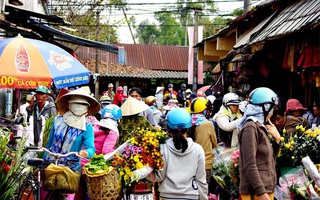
[44,163,80,193]
[211,147,239,198]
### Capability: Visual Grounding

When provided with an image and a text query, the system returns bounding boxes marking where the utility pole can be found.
[122,7,136,44]
[95,11,100,99]
[192,8,199,92]
[244,0,252,13]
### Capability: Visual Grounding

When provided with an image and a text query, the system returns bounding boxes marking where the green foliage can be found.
[135,20,159,44]
[50,0,124,43]
[0,128,26,200]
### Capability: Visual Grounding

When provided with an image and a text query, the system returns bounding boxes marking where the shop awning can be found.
[29,19,118,54]
[250,0,320,45]
[4,5,119,54]
[233,11,277,50]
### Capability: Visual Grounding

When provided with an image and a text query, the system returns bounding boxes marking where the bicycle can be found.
[17,146,87,200]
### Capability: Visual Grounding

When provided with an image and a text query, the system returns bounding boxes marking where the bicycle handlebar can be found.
[26,146,89,161]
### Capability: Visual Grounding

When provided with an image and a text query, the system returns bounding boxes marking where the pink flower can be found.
[234,163,238,168]
[231,149,240,163]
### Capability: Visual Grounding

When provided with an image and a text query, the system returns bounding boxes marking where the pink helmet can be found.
[117,86,123,91]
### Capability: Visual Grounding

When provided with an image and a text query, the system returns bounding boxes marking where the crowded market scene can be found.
[0,0,319,200]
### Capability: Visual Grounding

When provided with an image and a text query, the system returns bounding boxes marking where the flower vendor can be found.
[117,96,155,146]
[44,88,100,200]
[270,106,308,135]
[237,87,282,200]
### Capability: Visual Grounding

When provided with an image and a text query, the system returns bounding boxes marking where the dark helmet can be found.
[211,85,224,98]
[168,83,173,88]
[181,83,186,90]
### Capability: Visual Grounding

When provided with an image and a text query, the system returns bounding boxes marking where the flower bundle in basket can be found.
[84,154,122,200]
[110,128,168,187]
[277,126,320,168]
[212,147,239,198]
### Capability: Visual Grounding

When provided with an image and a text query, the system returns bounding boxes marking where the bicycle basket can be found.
[84,167,122,200]
[44,163,81,193]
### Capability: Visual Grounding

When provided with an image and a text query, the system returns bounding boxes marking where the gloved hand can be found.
[104,153,114,161]
[131,171,142,183]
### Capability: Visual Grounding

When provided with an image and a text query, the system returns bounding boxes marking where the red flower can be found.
[1,161,6,168]
[3,164,10,173]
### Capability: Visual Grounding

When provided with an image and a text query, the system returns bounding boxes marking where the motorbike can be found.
[0,116,24,150]
[123,179,156,200]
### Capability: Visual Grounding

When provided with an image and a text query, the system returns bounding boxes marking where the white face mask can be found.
[69,103,89,116]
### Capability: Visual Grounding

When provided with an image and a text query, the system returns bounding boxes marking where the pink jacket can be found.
[93,124,118,155]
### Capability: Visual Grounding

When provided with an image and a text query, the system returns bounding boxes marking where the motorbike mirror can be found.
[15,116,24,124]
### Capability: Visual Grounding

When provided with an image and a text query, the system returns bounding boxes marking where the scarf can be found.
[63,111,87,131]
[237,104,271,129]
[213,105,242,121]
[44,116,84,171]
[192,113,207,126]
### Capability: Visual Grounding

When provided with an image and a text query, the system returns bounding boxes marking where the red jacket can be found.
[297,45,320,68]
[112,92,127,106]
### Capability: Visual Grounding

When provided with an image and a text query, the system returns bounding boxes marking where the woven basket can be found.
[85,169,122,200]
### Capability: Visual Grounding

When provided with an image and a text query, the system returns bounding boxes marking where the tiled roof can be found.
[82,60,188,79]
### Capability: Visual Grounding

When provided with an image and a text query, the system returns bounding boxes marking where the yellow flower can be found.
[282,129,287,134]
[136,162,144,169]
[124,166,131,173]
[284,143,291,149]
[291,156,295,160]
[133,155,140,163]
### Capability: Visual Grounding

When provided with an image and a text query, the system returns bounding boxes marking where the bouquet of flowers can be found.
[0,127,26,200]
[277,126,320,168]
[110,128,168,186]
[212,147,239,198]
[275,166,320,200]
[228,148,240,186]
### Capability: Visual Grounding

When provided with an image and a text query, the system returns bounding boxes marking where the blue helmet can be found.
[166,108,191,129]
[249,87,278,106]
[101,104,122,120]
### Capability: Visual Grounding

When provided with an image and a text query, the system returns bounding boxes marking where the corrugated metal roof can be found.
[233,12,277,49]
[250,0,320,45]
[77,44,189,71]
[83,60,188,79]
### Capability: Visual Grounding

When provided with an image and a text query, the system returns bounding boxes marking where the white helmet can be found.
[108,83,114,88]
[206,95,216,104]
[222,93,240,107]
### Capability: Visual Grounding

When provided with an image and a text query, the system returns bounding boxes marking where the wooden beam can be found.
[198,47,220,61]
[217,35,236,51]
[204,40,229,57]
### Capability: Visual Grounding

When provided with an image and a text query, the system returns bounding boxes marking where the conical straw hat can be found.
[121,96,148,116]
[56,88,100,115]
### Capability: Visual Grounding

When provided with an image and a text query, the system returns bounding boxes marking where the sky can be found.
[116,0,257,44]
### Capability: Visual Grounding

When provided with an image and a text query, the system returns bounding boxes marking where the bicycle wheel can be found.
[18,181,35,200]
[44,191,68,200]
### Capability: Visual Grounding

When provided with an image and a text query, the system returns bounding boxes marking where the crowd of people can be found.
[12,82,320,200]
